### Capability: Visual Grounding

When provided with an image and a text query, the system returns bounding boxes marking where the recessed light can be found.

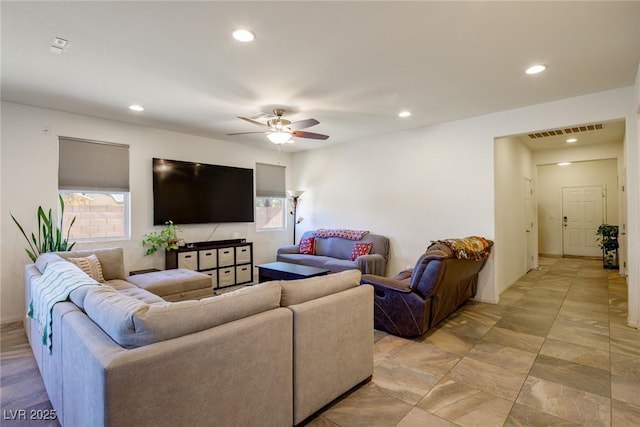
[525,64,546,75]
[232,29,256,42]
[129,105,144,112]
[566,138,578,143]
[398,111,411,118]
[557,162,571,166]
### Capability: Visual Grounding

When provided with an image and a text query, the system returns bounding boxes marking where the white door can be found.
[524,177,535,271]
[562,186,604,257]
[619,168,627,276]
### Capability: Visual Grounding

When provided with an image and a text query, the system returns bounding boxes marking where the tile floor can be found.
[309,257,640,427]
[1,257,639,426]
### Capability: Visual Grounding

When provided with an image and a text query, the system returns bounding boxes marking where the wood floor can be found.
[1,257,639,426]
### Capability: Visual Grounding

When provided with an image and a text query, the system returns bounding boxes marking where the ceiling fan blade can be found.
[250,112,275,120]
[227,131,269,136]
[292,130,330,140]
[288,118,320,130]
[237,116,270,128]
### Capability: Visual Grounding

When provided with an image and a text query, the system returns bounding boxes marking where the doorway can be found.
[562,185,604,257]
[524,177,535,271]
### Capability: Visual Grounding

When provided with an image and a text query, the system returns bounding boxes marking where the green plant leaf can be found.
[11,196,77,262]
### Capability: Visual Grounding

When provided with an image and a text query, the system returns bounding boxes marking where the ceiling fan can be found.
[228,109,329,144]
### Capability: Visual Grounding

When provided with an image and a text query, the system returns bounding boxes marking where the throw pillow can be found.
[350,242,373,261]
[299,236,315,255]
[67,254,105,283]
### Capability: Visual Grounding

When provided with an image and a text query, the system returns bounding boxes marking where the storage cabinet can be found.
[166,240,253,289]
[178,252,197,270]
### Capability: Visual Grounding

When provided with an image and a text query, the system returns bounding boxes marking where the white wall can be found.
[627,63,640,327]
[293,119,497,300]
[1,102,293,323]
[537,157,620,255]
[292,87,638,309]
[3,86,639,327]
[494,136,534,294]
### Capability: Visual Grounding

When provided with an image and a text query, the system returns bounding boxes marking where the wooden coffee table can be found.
[257,262,330,283]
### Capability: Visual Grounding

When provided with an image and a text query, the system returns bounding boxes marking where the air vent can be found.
[528,123,603,139]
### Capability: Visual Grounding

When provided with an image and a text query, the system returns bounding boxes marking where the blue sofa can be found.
[277,230,389,275]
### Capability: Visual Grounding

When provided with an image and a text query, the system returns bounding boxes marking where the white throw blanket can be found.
[28,261,99,352]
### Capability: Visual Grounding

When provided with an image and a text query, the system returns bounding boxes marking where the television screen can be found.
[152,158,254,225]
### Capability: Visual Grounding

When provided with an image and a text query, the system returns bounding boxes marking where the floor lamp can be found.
[287,190,304,245]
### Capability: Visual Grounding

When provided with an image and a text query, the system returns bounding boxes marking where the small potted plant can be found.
[595,224,619,269]
[142,221,180,255]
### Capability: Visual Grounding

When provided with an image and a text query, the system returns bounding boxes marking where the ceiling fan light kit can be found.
[267,131,293,144]
[228,108,329,145]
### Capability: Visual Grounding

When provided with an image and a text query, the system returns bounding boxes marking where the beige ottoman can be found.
[127,268,213,301]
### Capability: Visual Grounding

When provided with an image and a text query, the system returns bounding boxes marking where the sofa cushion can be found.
[277,254,333,269]
[126,269,211,297]
[84,281,282,348]
[314,236,353,260]
[35,253,66,274]
[56,248,126,280]
[299,236,315,255]
[300,230,390,262]
[68,279,163,310]
[280,269,361,306]
[109,280,166,304]
[350,242,372,261]
[322,258,358,273]
[67,254,105,283]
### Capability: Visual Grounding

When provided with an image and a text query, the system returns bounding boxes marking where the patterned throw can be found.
[433,236,492,261]
[313,229,369,240]
[28,261,100,352]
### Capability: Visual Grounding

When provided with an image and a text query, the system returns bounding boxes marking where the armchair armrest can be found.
[355,253,387,276]
[361,275,412,293]
[277,244,300,255]
[362,274,430,337]
[392,269,413,281]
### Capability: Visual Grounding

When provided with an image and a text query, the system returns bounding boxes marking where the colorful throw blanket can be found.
[431,236,493,261]
[313,229,369,240]
[28,261,100,352]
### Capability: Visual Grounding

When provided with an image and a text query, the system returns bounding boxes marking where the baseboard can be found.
[471,296,499,304]
[538,253,562,258]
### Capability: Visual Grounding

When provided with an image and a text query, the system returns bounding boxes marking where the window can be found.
[60,191,129,240]
[256,197,285,230]
[58,137,130,240]
[255,163,286,231]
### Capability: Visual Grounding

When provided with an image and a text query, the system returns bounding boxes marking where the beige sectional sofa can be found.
[24,248,373,427]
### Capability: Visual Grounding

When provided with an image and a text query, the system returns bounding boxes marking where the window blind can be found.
[58,137,130,192]
[255,163,285,198]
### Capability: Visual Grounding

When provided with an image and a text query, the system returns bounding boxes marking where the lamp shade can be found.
[267,131,292,144]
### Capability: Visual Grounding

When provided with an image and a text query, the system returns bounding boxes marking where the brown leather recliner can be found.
[361,240,492,337]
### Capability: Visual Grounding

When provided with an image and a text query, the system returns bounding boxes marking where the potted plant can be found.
[11,195,77,262]
[595,224,619,269]
[142,221,180,255]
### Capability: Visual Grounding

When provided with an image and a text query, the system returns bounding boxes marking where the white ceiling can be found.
[2,1,639,152]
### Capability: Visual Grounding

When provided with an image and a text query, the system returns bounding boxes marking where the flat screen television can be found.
[152,158,254,225]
